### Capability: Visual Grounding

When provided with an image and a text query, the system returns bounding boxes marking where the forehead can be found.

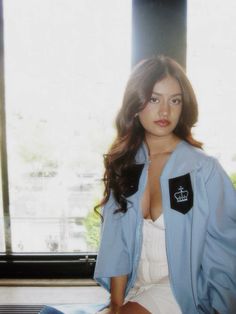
[152,75,181,95]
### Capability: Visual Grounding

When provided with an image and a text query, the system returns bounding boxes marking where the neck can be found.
[144,133,181,156]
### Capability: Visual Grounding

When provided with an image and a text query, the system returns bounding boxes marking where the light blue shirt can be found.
[94,140,236,314]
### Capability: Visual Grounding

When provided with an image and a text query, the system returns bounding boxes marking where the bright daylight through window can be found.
[187,0,236,182]
[1,0,131,253]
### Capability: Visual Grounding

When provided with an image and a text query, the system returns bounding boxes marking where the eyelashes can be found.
[149,96,160,104]
[149,96,182,105]
[171,98,182,105]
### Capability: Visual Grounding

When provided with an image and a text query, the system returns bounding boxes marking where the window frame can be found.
[0,253,96,278]
[0,0,186,278]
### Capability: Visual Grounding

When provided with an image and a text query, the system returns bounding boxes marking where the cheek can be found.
[139,110,150,125]
[173,106,182,120]
[138,109,152,129]
[139,105,153,119]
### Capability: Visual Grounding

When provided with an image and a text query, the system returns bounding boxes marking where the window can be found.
[187,0,236,180]
[1,0,132,255]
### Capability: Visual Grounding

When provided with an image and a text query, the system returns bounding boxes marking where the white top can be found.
[134,213,169,288]
[125,214,182,313]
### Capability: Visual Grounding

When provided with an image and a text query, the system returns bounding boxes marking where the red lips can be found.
[154,119,170,127]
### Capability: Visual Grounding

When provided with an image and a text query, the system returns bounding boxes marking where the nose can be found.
[158,99,169,118]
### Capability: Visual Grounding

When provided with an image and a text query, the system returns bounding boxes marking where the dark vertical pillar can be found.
[132,0,187,68]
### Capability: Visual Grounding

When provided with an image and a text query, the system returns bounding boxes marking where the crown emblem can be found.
[174,186,189,203]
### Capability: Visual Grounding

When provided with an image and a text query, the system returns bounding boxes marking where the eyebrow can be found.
[152,92,183,97]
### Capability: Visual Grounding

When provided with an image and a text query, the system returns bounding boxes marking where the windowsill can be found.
[0,278,98,286]
[0,282,109,304]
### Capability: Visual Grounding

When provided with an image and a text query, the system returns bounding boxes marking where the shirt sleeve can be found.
[93,192,132,293]
[201,158,236,314]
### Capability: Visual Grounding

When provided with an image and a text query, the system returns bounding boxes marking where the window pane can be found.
[3,0,131,252]
[187,0,236,180]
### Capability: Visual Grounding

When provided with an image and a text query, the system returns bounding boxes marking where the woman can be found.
[94,56,236,314]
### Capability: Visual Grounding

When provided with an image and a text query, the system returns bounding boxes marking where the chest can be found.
[141,153,171,220]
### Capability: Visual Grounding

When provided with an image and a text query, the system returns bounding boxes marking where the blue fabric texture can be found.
[94,140,236,314]
[40,141,236,314]
[39,303,107,314]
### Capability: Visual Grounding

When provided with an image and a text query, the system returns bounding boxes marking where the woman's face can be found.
[138,75,182,138]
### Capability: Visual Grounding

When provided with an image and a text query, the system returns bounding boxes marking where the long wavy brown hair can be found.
[95,55,202,217]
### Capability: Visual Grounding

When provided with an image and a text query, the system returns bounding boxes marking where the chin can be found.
[149,131,174,138]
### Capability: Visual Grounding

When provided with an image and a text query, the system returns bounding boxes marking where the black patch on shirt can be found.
[169,173,193,214]
[123,164,144,197]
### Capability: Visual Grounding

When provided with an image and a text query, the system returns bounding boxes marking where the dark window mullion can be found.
[0,0,12,254]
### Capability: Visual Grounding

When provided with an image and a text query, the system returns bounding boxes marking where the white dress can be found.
[124,214,182,314]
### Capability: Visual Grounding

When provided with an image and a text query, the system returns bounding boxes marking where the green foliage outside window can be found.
[83,202,101,251]
[230,173,236,189]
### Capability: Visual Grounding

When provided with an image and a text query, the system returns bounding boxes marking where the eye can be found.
[170,98,182,105]
[149,96,160,104]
